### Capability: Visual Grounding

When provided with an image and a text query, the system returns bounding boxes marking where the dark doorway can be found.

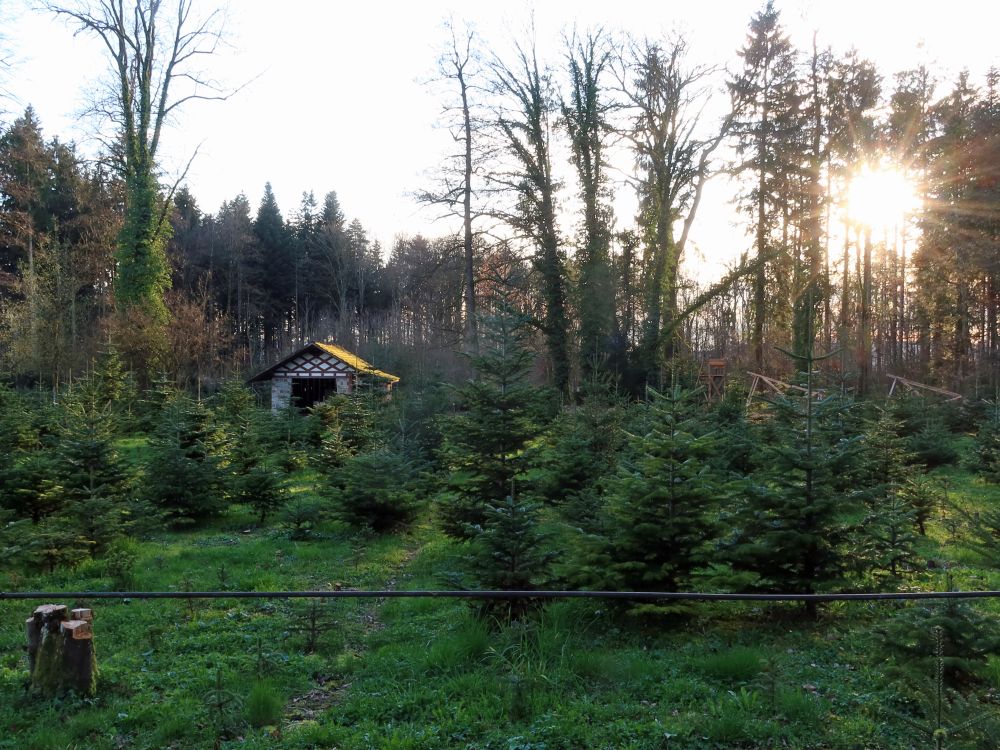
[291,378,338,410]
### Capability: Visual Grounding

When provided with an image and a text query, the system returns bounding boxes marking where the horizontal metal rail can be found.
[2,589,1000,602]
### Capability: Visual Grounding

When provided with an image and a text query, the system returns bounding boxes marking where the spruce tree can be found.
[468,494,557,616]
[600,385,728,592]
[53,380,136,553]
[91,346,135,430]
[855,492,920,582]
[0,385,62,525]
[330,450,419,532]
[852,411,921,581]
[900,474,942,536]
[880,595,1000,688]
[970,404,1000,483]
[728,325,858,615]
[532,375,625,532]
[311,394,380,475]
[0,509,22,569]
[437,264,550,539]
[908,416,960,468]
[214,380,286,524]
[145,394,225,524]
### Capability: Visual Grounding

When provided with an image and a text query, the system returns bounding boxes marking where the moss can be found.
[30,628,65,697]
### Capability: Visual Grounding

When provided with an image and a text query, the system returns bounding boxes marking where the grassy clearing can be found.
[2,462,1000,748]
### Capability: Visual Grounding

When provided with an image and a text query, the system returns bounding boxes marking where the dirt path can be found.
[283,534,423,725]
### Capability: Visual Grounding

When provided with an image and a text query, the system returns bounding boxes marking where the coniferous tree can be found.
[330,450,419,532]
[253,183,294,355]
[91,347,135,430]
[879,596,1000,688]
[600,385,728,592]
[729,1,802,369]
[707,383,758,475]
[531,377,625,533]
[468,494,557,615]
[900,473,942,536]
[852,411,921,580]
[908,416,960,468]
[53,380,137,553]
[970,404,1000,483]
[311,393,380,475]
[0,508,22,569]
[729,328,858,614]
[213,380,286,523]
[0,386,61,525]
[437,261,550,539]
[145,394,225,524]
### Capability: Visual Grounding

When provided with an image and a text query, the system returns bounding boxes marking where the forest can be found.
[2,1,1000,748]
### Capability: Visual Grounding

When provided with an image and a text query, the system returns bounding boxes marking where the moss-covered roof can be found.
[312,342,400,383]
[248,342,400,383]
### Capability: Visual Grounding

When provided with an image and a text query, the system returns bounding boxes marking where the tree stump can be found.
[25,604,97,697]
[61,619,97,696]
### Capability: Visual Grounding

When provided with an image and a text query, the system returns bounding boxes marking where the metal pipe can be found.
[2,589,999,602]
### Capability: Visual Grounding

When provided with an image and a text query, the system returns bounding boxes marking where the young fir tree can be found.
[599,385,728,592]
[908,416,960,468]
[728,317,858,615]
[467,493,557,617]
[706,382,758,476]
[436,265,550,539]
[969,402,1000,483]
[853,411,921,581]
[145,393,225,524]
[90,346,135,430]
[137,372,177,431]
[531,373,625,533]
[53,380,137,554]
[310,393,380,474]
[214,380,286,524]
[879,593,1000,688]
[900,473,942,536]
[0,508,21,568]
[0,384,60,524]
[330,449,420,532]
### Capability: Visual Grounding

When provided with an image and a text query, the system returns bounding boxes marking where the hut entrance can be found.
[291,378,340,409]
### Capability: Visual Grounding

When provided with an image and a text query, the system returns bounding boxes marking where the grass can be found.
[3,456,1000,748]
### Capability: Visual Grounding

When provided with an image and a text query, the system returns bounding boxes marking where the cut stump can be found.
[26,604,97,697]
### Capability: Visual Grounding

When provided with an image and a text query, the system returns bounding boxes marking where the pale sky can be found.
[5,0,999,280]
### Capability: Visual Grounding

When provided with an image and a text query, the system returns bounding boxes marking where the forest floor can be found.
[2,457,1000,749]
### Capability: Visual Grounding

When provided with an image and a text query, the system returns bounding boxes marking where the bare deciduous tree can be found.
[48,0,229,343]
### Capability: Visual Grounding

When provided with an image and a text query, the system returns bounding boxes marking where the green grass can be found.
[4,462,1000,748]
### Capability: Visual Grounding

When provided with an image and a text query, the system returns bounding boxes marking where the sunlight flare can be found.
[847,164,921,233]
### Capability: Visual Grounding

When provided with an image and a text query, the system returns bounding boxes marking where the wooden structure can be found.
[250,341,400,412]
[699,358,728,402]
[26,604,96,696]
[745,371,826,409]
[887,373,962,402]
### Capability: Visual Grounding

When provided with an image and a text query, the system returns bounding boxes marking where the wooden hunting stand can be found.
[745,372,826,410]
[700,359,727,402]
[887,374,962,402]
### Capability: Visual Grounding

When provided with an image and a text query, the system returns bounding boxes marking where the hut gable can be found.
[250,341,399,411]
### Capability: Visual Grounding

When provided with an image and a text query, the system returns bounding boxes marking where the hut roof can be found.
[248,341,400,384]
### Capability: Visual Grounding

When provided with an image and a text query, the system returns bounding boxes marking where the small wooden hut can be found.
[249,341,399,411]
